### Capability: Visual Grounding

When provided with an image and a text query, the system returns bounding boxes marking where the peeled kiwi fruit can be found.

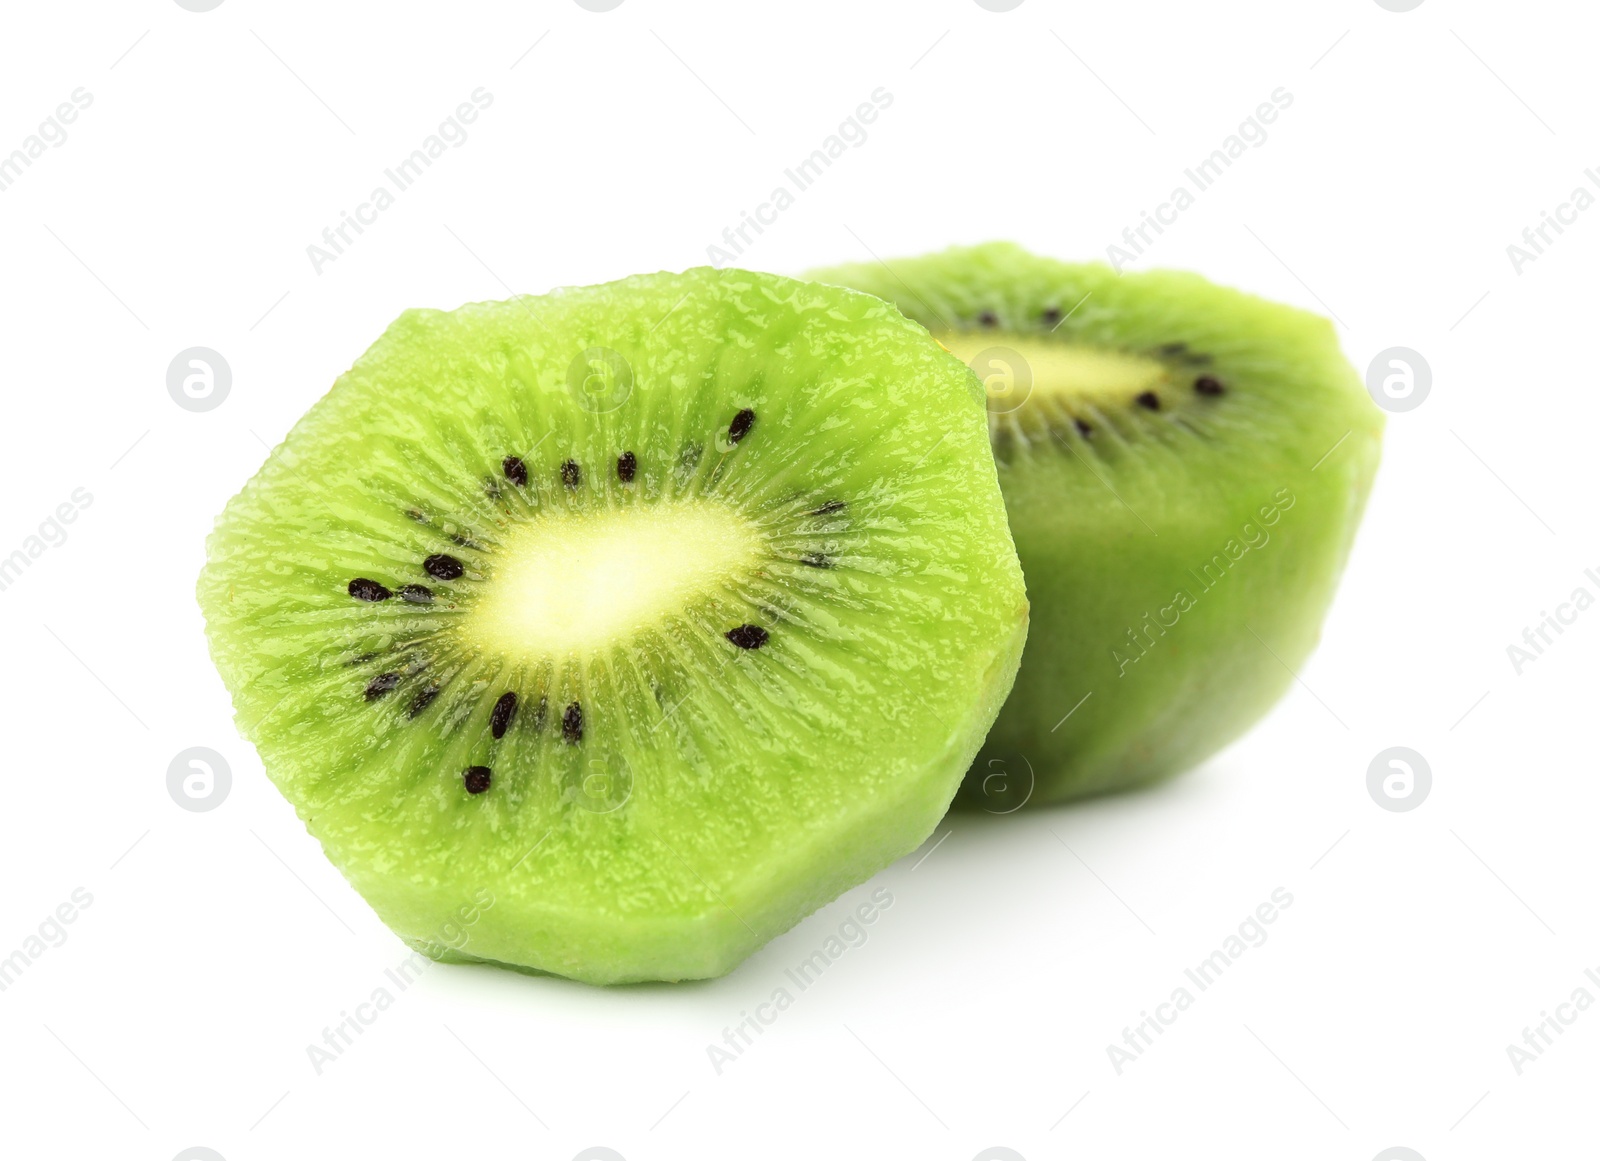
[197,267,1028,984]
[808,242,1382,807]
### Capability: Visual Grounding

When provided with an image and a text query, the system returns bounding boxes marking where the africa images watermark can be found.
[1106,887,1295,1075]
[1112,488,1296,676]
[1504,965,1600,1076]
[305,888,494,1075]
[1504,565,1599,675]
[0,487,94,595]
[1505,168,1600,274]
[705,886,893,1075]
[306,88,494,274]
[0,88,93,194]
[0,887,94,995]
[705,87,894,267]
[1106,87,1294,271]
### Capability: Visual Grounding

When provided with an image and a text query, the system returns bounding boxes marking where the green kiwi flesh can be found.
[197,268,1027,983]
[808,242,1382,807]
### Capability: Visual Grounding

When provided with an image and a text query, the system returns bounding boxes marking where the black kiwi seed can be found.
[617,451,637,482]
[1194,375,1225,397]
[1135,391,1161,411]
[408,684,441,718]
[725,624,769,650]
[348,578,392,602]
[1041,306,1062,327]
[490,691,518,739]
[562,701,583,744]
[424,554,464,580]
[799,552,831,569]
[364,672,401,701]
[728,408,756,444]
[561,459,581,489]
[399,584,433,605]
[463,766,492,794]
[502,455,528,487]
[977,310,999,328]
[1074,417,1094,437]
[809,499,846,517]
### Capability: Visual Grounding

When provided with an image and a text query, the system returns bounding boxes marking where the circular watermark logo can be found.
[972,754,1034,814]
[968,346,1033,416]
[973,0,1025,10]
[167,347,231,412]
[1365,346,1430,412]
[572,1150,626,1161]
[173,0,226,10]
[567,347,633,413]
[1367,747,1431,812]
[1373,0,1424,11]
[1373,1150,1427,1161]
[173,1149,227,1161]
[572,0,625,10]
[574,755,632,814]
[973,1150,1028,1161]
[168,747,232,813]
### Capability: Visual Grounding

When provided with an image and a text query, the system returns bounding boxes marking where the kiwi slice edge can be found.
[809,241,1384,807]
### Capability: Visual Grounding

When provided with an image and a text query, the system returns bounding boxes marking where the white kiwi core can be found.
[466,500,764,659]
[938,333,1169,412]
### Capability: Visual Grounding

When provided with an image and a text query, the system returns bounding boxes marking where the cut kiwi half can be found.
[197,268,1027,984]
[809,242,1382,807]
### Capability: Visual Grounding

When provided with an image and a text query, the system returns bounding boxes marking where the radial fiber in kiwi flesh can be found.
[809,242,1381,807]
[197,268,1027,984]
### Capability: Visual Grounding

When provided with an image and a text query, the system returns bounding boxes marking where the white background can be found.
[0,1,1594,1158]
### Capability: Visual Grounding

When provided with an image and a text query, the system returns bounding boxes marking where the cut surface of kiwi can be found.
[198,268,1027,983]
[809,242,1382,807]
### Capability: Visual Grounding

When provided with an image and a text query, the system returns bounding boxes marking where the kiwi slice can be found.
[197,268,1027,984]
[809,242,1382,806]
